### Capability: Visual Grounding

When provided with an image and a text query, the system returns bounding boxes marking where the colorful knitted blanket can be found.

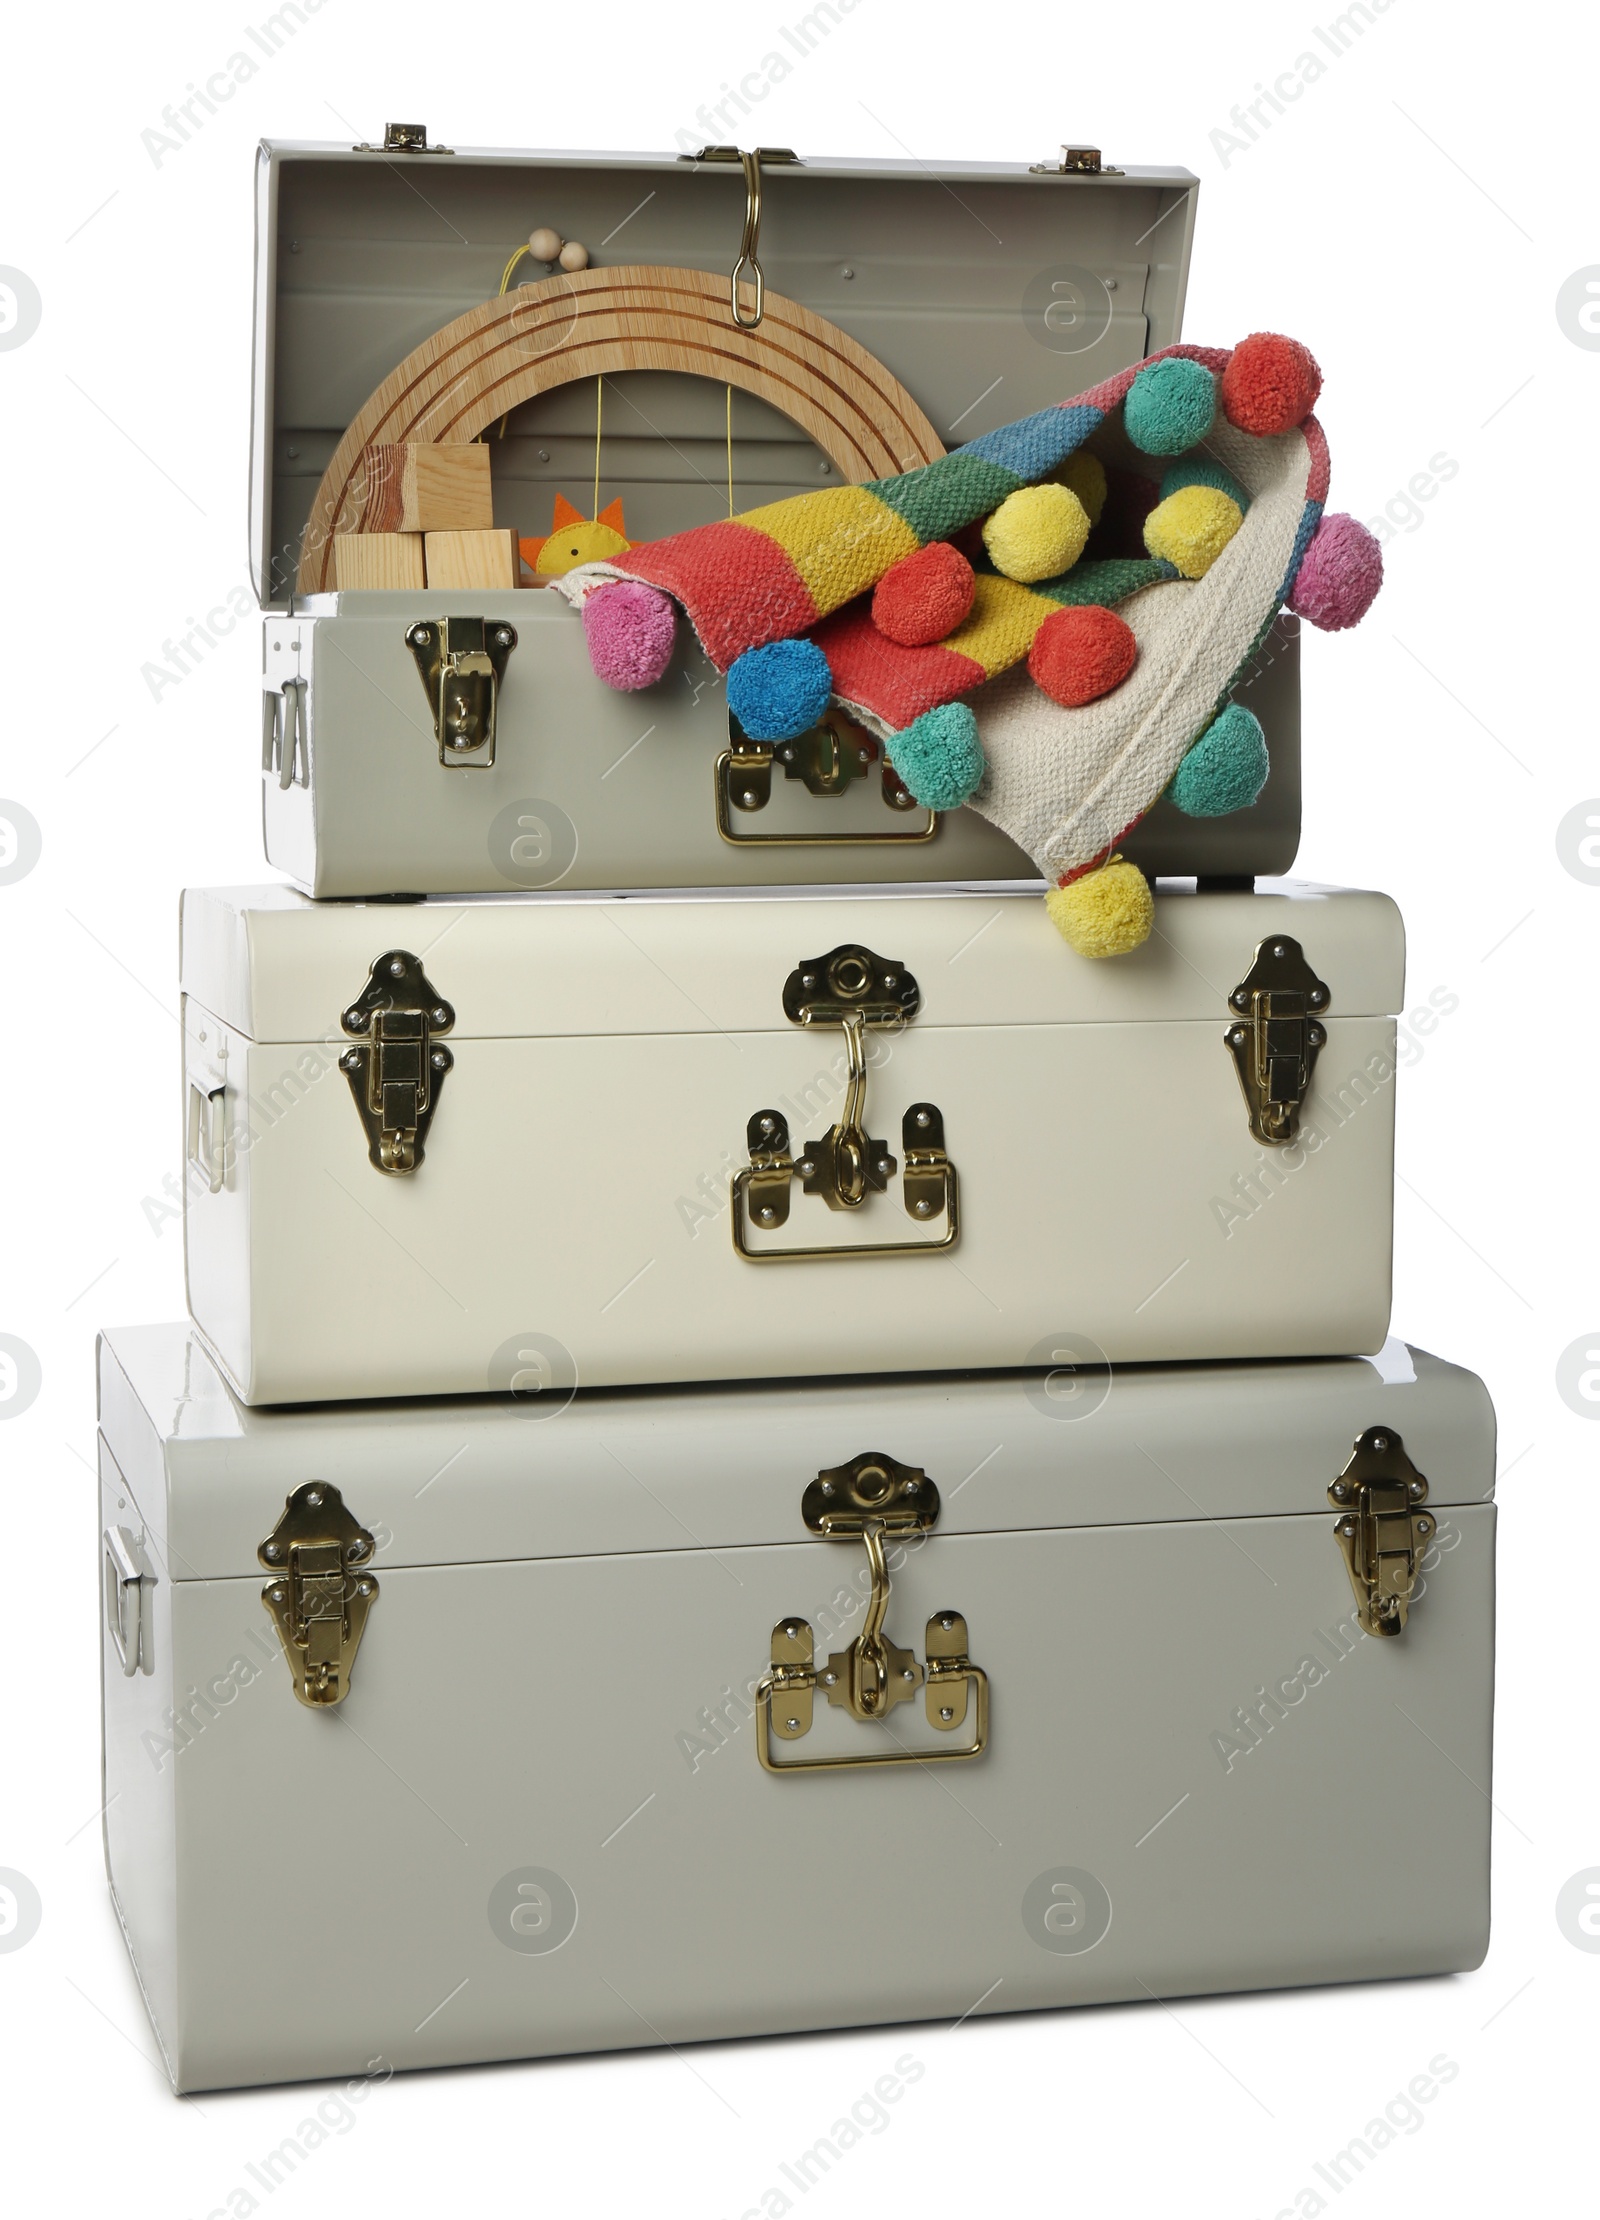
[553,334,1381,954]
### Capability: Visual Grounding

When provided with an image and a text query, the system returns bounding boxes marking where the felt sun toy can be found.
[520,494,633,578]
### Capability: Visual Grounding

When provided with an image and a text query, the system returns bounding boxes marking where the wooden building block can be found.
[424,529,520,589]
[363,442,493,533]
[333,531,425,590]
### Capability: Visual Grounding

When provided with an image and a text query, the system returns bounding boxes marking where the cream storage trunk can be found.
[253,136,1299,896]
[180,880,1402,1406]
[98,1324,1494,2095]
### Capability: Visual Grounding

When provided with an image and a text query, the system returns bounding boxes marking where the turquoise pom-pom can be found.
[1159,457,1248,511]
[726,638,833,741]
[1169,703,1269,817]
[1124,356,1216,456]
[886,702,985,812]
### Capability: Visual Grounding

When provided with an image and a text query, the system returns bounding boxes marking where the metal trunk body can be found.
[179,880,1402,1407]
[98,1326,1494,2095]
[252,140,1299,894]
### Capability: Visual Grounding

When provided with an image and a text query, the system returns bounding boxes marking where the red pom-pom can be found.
[1089,468,1161,559]
[872,541,975,646]
[1220,333,1322,436]
[1028,604,1138,708]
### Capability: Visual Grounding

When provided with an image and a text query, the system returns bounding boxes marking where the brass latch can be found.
[1028,145,1125,175]
[261,674,308,789]
[757,1454,988,1772]
[340,950,455,1174]
[732,945,958,1259]
[406,617,517,767]
[716,708,935,845]
[353,123,455,154]
[1329,1427,1434,1638]
[1226,935,1330,1145]
[258,1482,379,1707]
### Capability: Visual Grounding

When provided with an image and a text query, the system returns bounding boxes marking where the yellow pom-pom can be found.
[1045,859,1154,958]
[983,484,1090,583]
[1056,450,1107,528]
[1143,484,1243,579]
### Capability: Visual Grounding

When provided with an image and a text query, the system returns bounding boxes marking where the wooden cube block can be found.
[363,443,493,533]
[424,529,520,590]
[333,532,426,590]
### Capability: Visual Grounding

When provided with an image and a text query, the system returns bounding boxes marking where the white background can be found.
[1,0,1593,2212]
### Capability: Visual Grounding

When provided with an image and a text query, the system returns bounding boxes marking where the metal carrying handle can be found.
[104,1527,154,1677]
[261,675,308,790]
[187,1080,226,1195]
[715,709,939,847]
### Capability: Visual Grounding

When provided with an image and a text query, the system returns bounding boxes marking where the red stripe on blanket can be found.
[623,521,818,670]
[1299,413,1331,505]
[814,605,989,729]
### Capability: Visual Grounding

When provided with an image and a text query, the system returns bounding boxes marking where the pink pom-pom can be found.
[581,579,677,690]
[1287,512,1383,631]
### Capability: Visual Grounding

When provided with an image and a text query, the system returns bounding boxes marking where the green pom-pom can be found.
[1123,356,1216,456]
[887,703,985,811]
[1169,704,1269,817]
[1159,457,1248,511]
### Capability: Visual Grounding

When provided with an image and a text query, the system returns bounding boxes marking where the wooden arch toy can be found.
[297,264,946,593]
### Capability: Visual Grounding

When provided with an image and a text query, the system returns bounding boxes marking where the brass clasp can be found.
[732,946,957,1259]
[340,950,455,1175]
[258,1483,379,1707]
[757,1455,988,1773]
[1329,1427,1434,1638]
[406,616,517,767]
[715,708,936,845]
[1226,935,1330,1145]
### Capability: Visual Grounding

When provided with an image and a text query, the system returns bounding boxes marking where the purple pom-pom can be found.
[1288,513,1383,631]
[581,579,677,690]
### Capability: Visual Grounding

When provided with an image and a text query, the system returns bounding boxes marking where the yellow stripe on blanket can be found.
[938,572,1058,677]
[740,486,920,616]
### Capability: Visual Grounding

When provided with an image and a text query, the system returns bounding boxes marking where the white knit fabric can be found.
[954,418,1312,882]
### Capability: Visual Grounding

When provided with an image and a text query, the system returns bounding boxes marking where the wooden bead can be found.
[557,240,590,272]
[528,227,562,262]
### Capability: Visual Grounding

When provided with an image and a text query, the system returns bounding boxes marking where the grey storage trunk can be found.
[254,138,1299,896]
[100,1324,1493,2095]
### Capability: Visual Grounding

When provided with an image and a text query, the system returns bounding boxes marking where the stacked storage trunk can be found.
[98,134,1494,2095]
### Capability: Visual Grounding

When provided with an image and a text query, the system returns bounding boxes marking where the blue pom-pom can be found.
[1123,357,1216,457]
[1159,457,1248,511]
[726,638,833,741]
[1168,703,1269,818]
[886,702,985,812]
